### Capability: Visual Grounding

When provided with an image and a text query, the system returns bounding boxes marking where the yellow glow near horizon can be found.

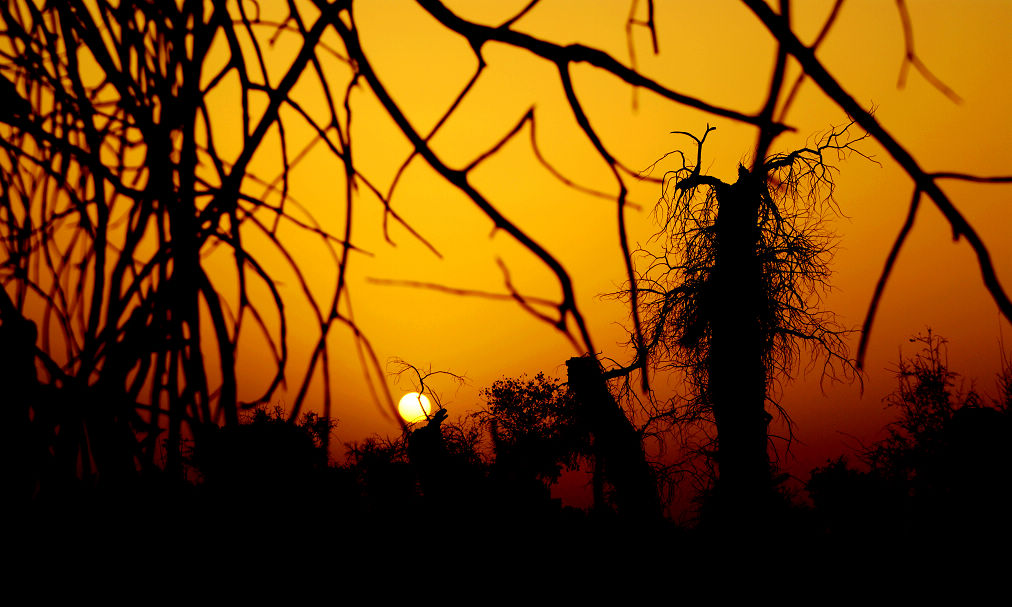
[397,392,433,424]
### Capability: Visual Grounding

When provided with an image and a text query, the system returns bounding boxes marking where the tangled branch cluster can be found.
[0,1,379,473]
[629,123,867,449]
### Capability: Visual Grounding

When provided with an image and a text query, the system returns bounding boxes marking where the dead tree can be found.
[612,123,865,523]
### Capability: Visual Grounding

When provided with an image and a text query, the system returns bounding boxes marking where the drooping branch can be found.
[333,10,597,356]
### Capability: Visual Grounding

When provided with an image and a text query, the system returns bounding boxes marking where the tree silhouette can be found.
[472,372,594,514]
[864,331,1010,495]
[189,403,335,510]
[807,332,1012,540]
[474,373,584,481]
[1,1,1008,518]
[610,122,864,525]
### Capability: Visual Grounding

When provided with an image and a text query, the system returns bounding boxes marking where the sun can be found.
[397,392,432,424]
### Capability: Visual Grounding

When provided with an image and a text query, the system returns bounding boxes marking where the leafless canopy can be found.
[616,123,869,455]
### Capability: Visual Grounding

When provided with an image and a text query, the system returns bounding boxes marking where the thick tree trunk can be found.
[707,173,772,525]
[566,356,660,521]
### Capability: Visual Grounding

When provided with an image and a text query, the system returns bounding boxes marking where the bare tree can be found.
[610,121,868,523]
[0,1,384,484]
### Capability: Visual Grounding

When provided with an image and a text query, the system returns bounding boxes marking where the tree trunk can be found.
[566,356,660,521]
[707,172,771,526]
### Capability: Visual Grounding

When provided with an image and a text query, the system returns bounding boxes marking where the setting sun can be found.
[397,392,433,424]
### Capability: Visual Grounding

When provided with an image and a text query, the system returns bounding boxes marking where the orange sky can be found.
[223,1,1008,473]
[241,0,1011,478]
[6,0,1011,498]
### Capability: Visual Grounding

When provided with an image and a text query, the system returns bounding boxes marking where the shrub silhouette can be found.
[190,404,336,511]
[475,374,587,484]
[807,332,1012,541]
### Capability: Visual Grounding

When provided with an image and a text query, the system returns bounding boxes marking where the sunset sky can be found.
[6,0,1011,500]
[239,0,1011,478]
